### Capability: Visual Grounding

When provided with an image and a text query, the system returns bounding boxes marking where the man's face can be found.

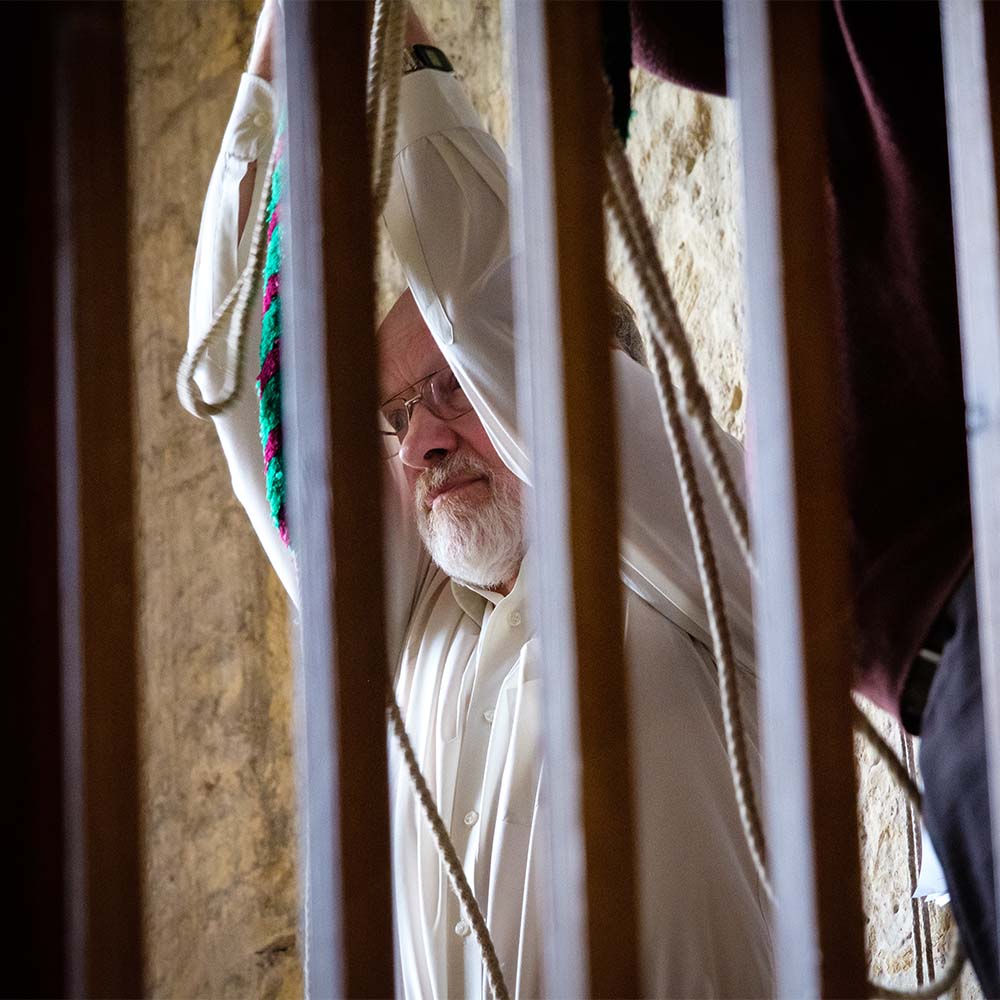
[377,291,525,592]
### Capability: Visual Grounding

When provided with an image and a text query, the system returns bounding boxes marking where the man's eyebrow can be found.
[380,377,419,409]
[379,366,449,408]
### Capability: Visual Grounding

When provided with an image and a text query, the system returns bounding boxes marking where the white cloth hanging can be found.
[188,66,773,999]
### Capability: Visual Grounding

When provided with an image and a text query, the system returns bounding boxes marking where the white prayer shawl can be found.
[189,68,773,1000]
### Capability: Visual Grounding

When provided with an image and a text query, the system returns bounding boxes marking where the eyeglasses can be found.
[378,366,473,457]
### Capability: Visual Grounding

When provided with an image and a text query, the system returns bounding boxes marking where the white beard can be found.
[415,453,525,591]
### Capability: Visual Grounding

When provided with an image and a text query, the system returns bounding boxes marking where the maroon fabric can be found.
[630,1,973,717]
[630,1,726,96]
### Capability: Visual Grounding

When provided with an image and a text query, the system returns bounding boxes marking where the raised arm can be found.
[186,2,295,601]
[233,0,279,241]
[187,1,754,662]
[381,57,756,665]
[185,1,435,624]
[234,1,431,241]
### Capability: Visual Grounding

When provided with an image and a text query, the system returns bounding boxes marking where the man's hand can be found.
[246,1,432,85]
[247,0,280,83]
[405,5,433,46]
[237,1,281,241]
[237,0,432,239]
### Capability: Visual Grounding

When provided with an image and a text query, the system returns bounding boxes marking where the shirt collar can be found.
[450,581,491,625]
[449,550,531,626]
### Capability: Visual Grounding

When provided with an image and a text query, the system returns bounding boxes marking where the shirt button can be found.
[455,920,471,938]
[464,810,479,827]
[483,708,495,725]
[507,610,522,628]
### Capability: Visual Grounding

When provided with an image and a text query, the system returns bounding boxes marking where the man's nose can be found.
[398,402,458,469]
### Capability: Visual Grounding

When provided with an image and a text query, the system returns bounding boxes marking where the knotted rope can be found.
[604,126,771,902]
[603,104,965,997]
[176,138,280,419]
[388,693,510,1000]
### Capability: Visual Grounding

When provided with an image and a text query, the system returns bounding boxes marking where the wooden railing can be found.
[17,4,142,997]
[508,3,639,995]
[282,3,395,996]
[22,1,1000,996]
[724,3,867,995]
[942,0,1000,975]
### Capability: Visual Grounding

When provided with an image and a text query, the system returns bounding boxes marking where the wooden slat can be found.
[11,7,143,993]
[52,4,144,996]
[941,0,1000,961]
[281,3,395,996]
[724,3,867,996]
[508,1,639,995]
[10,4,66,994]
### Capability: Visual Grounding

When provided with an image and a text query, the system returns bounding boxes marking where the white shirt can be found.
[189,68,773,999]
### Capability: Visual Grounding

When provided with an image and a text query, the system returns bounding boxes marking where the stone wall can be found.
[128,1,977,996]
[128,3,299,996]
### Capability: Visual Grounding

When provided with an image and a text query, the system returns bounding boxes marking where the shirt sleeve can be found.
[188,66,755,663]
[186,72,428,654]
[382,70,755,665]
[187,73,299,604]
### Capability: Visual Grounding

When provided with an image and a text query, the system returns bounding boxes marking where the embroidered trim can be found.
[257,130,289,546]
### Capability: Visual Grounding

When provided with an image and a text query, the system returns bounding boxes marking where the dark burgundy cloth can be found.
[630,0,726,96]
[630,1,973,718]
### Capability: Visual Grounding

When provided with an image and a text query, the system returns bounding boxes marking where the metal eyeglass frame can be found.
[379,365,473,452]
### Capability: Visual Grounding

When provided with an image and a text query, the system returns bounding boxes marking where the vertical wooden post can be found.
[53,4,144,996]
[508,1,639,995]
[11,3,66,994]
[12,6,143,994]
[725,3,867,996]
[282,3,395,996]
[941,0,1000,960]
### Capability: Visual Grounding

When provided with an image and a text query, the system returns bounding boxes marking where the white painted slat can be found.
[725,3,867,995]
[941,0,1000,964]
[507,2,639,995]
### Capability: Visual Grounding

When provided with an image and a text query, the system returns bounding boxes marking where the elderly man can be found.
[186,2,773,996]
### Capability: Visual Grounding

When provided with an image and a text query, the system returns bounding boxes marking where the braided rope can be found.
[177,138,280,419]
[178,0,403,425]
[604,128,753,569]
[369,0,406,219]
[387,691,510,1000]
[366,0,391,130]
[606,180,772,903]
[605,105,967,996]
